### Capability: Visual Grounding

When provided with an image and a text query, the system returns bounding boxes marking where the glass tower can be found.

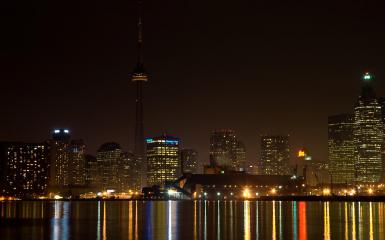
[260,135,291,175]
[146,135,180,187]
[354,73,383,183]
[328,114,355,184]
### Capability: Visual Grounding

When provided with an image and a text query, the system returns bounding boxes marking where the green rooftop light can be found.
[363,72,372,81]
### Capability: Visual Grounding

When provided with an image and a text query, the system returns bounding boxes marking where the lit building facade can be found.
[0,142,49,197]
[68,139,86,186]
[181,149,198,174]
[96,142,122,191]
[354,73,383,183]
[235,141,246,171]
[210,129,245,170]
[85,154,99,187]
[120,152,141,191]
[379,97,385,181]
[328,114,356,184]
[49,128,71,187]
[260,135,291,175]
[146,135,180,187]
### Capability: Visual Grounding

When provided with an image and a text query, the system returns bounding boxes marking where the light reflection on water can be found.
[1,200,385,239]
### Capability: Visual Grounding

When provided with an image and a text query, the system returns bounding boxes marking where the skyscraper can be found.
[379,97,385,180]
[260,135,291,175]
[328,114,355,184]
[131,0,148,188]
[49,128,71,188]
[68,139,86,186]
[0,142,49,197]
[354,72,383,183]
[85,154,99,187]
[146,135,180,187]
[120,152,141,191]
[235,141,246,171]
[96,142,122,191]
[210,129,245,170]
[181,149,198,174]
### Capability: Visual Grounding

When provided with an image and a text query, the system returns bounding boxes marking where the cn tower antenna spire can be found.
[137,0,143,65]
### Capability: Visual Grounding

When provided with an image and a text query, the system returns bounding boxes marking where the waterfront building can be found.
[0,142,49,197]
[210,129,245,170]
[49,128,71,188]
[146,135,180,187]
[96,142,122,191]
[175,173,304,199]
[181,149,198,174]
[259,135,291,175]
[68,139,86,186]
[354,72,383,183]
[328,114,356,184]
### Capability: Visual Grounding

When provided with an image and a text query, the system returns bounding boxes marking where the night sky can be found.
[1,0,385,165]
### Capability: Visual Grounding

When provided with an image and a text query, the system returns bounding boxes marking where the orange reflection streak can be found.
[344,203,348,240]
[352,203,356,240]
[272,201,276,240]
[135,201,138,240]
[128,201,133,240]
[369,203,373,240]
[244,201,250,240]
[103,202,106,240]
[299,202,307,240]
[379,203,384,240]
[194,201,197,240]
[324,202,330,240]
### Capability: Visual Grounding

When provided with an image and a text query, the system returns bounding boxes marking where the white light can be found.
[106,189,115,194]
[168,189,177,195]
[64,129,69,134]
[54,195,63,200]
[54,130,60,134]
[97,192,102,197]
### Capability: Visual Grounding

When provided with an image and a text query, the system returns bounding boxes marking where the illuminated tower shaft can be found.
[134,81,144,158]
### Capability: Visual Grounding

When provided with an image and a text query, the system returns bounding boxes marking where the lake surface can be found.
[0,200,384,240]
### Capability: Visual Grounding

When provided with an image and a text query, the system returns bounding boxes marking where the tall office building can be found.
[131,0,148,188]
[85,154,99,187]
[96,142,122,191]
[146,135,180,187]
[260,135,291,175]
[328,114,356,184]
[379,97,385,180]
[49,129,71,188]
[0,142,49,197]
[181,149,198,174]
[235,141,246,171]
[354,72,383,183]
[68,139,86,186]
[120,152,141,191]
[210,129,245,170]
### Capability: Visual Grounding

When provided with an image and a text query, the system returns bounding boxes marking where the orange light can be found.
[298,150,305,157]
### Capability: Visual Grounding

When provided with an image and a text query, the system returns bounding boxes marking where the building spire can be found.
[360,72,375,100]
[137,0,143,65]
[132,0,148,82]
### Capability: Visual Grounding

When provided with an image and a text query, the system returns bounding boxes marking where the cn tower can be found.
[131,0,148,188]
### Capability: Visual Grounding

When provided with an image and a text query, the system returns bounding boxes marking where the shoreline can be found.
[7,195,385,202]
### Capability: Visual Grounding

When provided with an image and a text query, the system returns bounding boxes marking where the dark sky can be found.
[1,0,385,165]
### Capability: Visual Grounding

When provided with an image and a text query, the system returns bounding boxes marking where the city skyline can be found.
[1,0,385,166]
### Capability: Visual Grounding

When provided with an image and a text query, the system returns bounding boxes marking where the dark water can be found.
[0,200,384,240]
